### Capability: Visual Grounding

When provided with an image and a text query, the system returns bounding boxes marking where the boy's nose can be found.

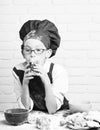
[30,51,36,57]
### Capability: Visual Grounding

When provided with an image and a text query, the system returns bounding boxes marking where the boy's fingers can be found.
[25,62,31,69]
[24,74,34,79]
[25,72,33,77]
[26,77,34,80]
[25,68,30,72]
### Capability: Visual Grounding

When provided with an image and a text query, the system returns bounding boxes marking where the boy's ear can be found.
[46,49,52,58]
[21,44,24,57]
[21,48,23,55]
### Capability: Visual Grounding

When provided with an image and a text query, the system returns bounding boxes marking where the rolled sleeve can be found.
[12,70,22,100]
[12,70,33,111]
[52,64,69,110]
[53,89,64,110]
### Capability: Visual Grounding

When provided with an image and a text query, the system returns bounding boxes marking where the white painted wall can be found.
[0,0,100,111]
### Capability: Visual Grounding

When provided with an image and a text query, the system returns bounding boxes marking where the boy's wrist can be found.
[22,80,29,86]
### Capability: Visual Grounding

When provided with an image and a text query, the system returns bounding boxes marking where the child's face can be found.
[22,39,52,65]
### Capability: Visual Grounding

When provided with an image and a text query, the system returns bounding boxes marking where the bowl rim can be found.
[4,108,30,114]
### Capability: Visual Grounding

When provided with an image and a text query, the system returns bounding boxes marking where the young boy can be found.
[13,19,91,114]
[13,19,69,114]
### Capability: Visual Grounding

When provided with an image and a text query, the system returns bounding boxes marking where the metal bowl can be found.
[4,108,29,125]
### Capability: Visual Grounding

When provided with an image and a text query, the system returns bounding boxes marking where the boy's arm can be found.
[42,75,58,114]
[69,101,92,114]
[21,83,34,110]
[12,70,34,111]
[52,64,69,110]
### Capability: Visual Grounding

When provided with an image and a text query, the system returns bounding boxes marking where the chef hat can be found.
[19,19,61,57]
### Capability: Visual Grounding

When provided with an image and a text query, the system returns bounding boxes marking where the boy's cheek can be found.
[23,54,30,62]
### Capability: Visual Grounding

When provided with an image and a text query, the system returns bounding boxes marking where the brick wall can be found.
[0,0,100,111]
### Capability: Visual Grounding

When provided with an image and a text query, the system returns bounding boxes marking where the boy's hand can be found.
[31,64,50,85]
[23,63,34,85]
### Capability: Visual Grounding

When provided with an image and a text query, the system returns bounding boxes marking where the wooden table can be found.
[0,110,99,130]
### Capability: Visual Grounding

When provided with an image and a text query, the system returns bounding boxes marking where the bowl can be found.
[4,108,29,125]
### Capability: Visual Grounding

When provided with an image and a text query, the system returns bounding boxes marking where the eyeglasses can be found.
[23,47,46,55]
